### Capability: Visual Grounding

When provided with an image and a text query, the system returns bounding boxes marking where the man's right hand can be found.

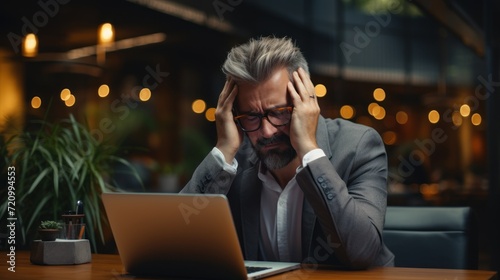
[215,78,243,164]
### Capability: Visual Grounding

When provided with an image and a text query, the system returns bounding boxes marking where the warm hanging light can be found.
[98,23,114,45]
[97,23,114,64]
[22,33,38,57]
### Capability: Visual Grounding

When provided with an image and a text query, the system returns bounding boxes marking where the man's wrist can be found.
[212,147,238,173]
[302,148,326,167]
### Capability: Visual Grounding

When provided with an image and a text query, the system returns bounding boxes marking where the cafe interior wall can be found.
[0,0,490,195]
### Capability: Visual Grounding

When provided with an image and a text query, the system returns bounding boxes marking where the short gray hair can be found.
[222,36,309,83]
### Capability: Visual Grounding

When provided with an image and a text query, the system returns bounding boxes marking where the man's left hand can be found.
[287,67,321,160]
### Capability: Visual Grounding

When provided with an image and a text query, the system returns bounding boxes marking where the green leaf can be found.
[26,169,50,195]
[1,114,144,253]
[25,194,53,237]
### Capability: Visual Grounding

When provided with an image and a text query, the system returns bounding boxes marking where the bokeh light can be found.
[31,96,42,109]
[65,95,76,107]
[382,131,397,145]
[98,84,110,98]
[373,88,386,101]
[60,88,71,101]
[460,104,471,117]
[395,111,408,124]
[314,84,327,97]
[139,88,151,101]
[471,113,482,126]
[340,105,355,119]
[192,99,206,113]
[428,110,440,124]
[205,107,216,122]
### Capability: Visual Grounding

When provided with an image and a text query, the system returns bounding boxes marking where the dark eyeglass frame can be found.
[234,106,293,132]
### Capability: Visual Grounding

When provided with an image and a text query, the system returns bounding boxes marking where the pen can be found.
[78,225,85,239]
[76,200,83,215]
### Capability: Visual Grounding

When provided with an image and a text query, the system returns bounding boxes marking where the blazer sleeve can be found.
[296,128,388,269]
[179,151,235,195]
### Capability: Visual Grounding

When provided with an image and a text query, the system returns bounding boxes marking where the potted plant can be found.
[37,220,62,241]
[0,114,141,251]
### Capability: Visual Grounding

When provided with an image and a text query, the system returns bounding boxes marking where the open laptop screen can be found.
[102,192,300,279]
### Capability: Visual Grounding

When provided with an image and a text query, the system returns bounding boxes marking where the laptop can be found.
[102,192,301,279]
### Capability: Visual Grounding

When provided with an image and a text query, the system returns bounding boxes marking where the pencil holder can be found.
[62,223,86,239]
[30,213,91,265]
[61,214,86,239]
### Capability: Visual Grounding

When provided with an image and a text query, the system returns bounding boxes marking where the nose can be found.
[259,117,278,137]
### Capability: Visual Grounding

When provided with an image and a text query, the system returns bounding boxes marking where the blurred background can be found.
[0,0,499,271]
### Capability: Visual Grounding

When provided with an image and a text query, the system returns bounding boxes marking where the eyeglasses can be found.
[234,106,293,132]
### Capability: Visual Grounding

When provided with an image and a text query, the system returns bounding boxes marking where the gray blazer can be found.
[180,116,395,269]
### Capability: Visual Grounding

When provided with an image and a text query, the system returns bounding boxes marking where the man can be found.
[180,36,395,269]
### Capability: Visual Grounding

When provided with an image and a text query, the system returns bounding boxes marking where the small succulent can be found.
[38,220,62,230]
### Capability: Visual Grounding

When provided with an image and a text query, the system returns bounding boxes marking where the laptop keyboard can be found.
[246,266,272,274]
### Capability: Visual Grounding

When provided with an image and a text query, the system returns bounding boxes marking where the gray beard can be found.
[261,147,296,170]
[254,134,297,170]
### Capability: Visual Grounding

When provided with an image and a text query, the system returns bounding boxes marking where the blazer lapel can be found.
[239,165,262,260]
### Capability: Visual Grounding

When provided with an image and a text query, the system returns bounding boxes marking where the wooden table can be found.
[1,251,497,280]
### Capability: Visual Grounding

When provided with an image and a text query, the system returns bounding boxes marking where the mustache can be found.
[255,134,290,149]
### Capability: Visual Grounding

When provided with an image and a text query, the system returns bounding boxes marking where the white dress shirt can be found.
[212,147,326,262]
[258,167,304,262]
